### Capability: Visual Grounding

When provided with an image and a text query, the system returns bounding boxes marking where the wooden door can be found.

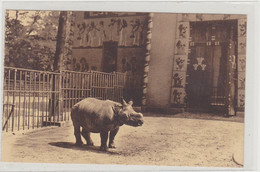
[186,21,237,113]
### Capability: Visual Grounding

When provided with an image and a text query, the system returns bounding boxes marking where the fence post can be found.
[58,71,63,121]
[12,69,17,132]
[90,71,93,97]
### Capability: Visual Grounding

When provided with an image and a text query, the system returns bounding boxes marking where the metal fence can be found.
[2,67,142,132]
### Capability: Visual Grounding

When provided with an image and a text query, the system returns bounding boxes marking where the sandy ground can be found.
[1,114,244,168]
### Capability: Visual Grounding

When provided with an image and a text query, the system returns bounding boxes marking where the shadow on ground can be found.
[48,142,119,155]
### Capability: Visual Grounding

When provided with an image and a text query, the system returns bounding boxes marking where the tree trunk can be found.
[51,11,67,118]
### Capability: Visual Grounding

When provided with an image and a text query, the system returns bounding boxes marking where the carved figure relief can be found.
[85,22,100,47]
[79,58,89,72]
[172,89,182,104]
[97,21,106,47]
[223,14,231,20]
[108,18,117,41]
[77,22,86,46]
[121,56,139,75]
[175,57,185,70]
[117,19,128,46]
[173,73,183,87]
[178,24,188,38]
[238,77,245,89]
[130,19,142,46]
[72,58,80,71]
[238,20,247,37]
[196,14,203,21]
[238,38,246,54]
[176,40,187,55]
[239,94,245,107]
[238,58,246,71]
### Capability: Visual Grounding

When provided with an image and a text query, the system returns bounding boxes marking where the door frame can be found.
[186,20,238,113]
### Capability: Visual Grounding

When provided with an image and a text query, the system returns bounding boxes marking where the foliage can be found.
[4,10,59,71]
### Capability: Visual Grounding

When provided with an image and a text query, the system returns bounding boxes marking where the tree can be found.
[4,10,59,71]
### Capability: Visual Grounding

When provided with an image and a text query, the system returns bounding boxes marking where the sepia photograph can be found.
[0,3,255,170]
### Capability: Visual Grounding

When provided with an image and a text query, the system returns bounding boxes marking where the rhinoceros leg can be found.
[100,131,109,151]
[73,124,83,146]
[109,128,119,148]
[81,128,94,146]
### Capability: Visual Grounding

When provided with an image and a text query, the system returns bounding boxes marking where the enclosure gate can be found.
[2,67,136,132]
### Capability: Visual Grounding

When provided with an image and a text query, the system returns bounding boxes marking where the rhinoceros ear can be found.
[120,97,127,106]
[128,100,133,106]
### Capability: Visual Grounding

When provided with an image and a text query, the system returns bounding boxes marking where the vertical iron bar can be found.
[32,72,36,129]
[12,69,17,132]
[6,69,10,132]
[28,72,32,129]
[18,70,22,131]
[37,72,40,128]
[46,74,49,123]
[23,71,26,130]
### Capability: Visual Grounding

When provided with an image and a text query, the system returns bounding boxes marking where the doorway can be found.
[186,20,237,113]
[102,41,118,73]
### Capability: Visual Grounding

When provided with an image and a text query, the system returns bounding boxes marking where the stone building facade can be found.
[67,12,246,115]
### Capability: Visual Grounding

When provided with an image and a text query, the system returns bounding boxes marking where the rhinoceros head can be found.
[116,98,144,127]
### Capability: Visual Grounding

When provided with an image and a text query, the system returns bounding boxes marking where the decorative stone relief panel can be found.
[238,55,246,72]
[175,39,189,55]
[170,88,186,105]
[237,89,245,108]
[238,19,247,37]
[173,55,187,71]
[171,19,190,107]
[176,22,190,39]
[237,18,247,110]
[172,71,186,88]
[74,15,148,48]
[238,72,245,89]
[238,37,246,54]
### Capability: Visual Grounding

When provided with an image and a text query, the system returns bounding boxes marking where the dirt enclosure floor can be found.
[1,113,244,168]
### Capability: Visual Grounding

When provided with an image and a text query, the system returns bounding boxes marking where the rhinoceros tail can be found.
[71,104,79,121]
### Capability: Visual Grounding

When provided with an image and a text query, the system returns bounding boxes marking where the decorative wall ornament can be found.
[175,39,188,55]
[238,91,245,108]
[238,77,245,89]
[118,19,128,46]
[238,19,247,37]
[238,37,246,54]
[223,14,231,20]
[196,14,203,21]
[171,88,185,105]
[108,18,117,41]
[142,13,153,107]
[172,73,184,87]
[174,56,186,71]
[77,22,86,46]
[237,18,247,112]
[97,21,106,47]
[238,55,246,71]
[79,57,89,72]
[193,57,206,71]
[74,14,148,48]
[177,22,189,39]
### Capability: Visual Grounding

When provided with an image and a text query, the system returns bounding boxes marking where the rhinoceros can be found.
[71,97,144,151]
